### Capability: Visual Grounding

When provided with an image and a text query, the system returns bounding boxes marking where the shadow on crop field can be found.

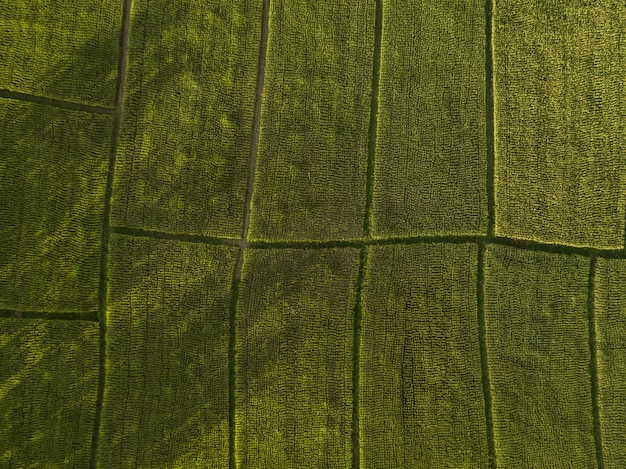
[96,234,240,468]
[110,0,262,239]
[0,2,121,314]
[0,319,100,468]
[1,0,312,466]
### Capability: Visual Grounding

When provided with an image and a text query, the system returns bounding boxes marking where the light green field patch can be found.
[361,243,488,468]
[0,0,121,106]
[236,248,360,468]
[595,258,626,468]
[494,0,626,248]
[111,0,262,238]
[372,0,487,238]
[248,0,375,241]
[484,245,595,467]
[0,318,99,468]
[97,235,237,468]
[0,99,112,312]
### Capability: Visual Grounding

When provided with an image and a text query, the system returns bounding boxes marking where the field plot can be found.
[0,0,121,107]
[97,235,237,468]
[0,99,112,313]
[236,248,360,468]
[111,0,262,238]
[484,245,596,467]
[595,258,626,468]
[0,319,99,468]
[249,0,375,241]
[372,0,487,238]
[360,243,488,468]
[493,0,626,249]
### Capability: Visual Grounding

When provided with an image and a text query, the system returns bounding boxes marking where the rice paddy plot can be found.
[0,99,112,313]
[236,248,360,468]
[0,318,99,468]
[493,0,626,249]
[97,235,237,468]
[248,0,375,241]
[360,243,488,468]
[111,0,262,238]
[371,0,487,239]
[595,258,626,468]
[0,0,121,107]
[484,245,596,468]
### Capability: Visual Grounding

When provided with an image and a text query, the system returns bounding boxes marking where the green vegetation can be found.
[361,243,488,468]
[236,248,360,467]
[371,0,487,238]
[0,0,121,106]
[494,0,626,249]
[595,258,626,468]
[0,99,112,313]
[4,0,626,467]
[248,0,375,241]
[484,245,596,467]
[111,0,262,238]
[97,235,237,468]
[0,318,99,468]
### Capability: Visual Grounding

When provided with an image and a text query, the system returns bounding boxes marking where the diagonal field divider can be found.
[89,0,134,467]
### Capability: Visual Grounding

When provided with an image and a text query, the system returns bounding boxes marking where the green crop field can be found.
[2,0,626,468]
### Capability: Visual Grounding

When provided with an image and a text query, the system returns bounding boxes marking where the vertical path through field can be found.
[479,0,497,467]
[228,0,270,467]
[89,0,134,467]
[588,258,605,468]
[353,1,383,468]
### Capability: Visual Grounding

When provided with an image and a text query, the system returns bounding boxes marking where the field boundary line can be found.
[477,242,497,468]
[0,309,98,321]
[111,225,242,247]
[363,0,383,238]
[107,225,626,258]
[587,258,605,468]
[229,0,270,467]
[485,0,496,237]
[351,247,368,469]
[89,0,133,467]
[0,89,115,115]
[352,2,383,466]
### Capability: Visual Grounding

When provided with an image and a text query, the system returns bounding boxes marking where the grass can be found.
[2,0,626,467]
[97,235,238,468]
[0,0,121,107]
[0,99,112,313]
[0,319,99,468]
[371,0,488,238]
[248,0,376,242]
[360,243,488,468]
[235,248,360,468]
[484,245,596,467]
[493,0,626,249]
[595,258,626,468]
[110,0,263,239]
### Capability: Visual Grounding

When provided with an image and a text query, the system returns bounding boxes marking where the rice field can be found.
[2,0,626,467]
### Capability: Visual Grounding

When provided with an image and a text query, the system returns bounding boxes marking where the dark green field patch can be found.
[248,0,375,241]
[0,99,112,313]
[236,248,360,467]
[361,243,488,468]
[484,245,596,467]
[0,0,121,107]
[371,0,487,239]
[595,258,626,468]
[111,0,262,238]
[97,235,237,468]
[494,0,626,249]
[0,319,99,468]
